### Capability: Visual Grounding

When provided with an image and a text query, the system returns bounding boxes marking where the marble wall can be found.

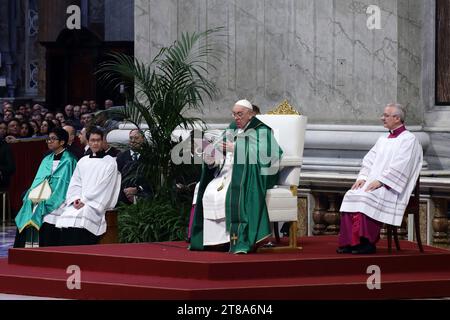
[135,0,425,125]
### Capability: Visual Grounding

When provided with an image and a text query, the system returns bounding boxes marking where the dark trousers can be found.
[13,223,61,248]
[60,227,100,246]
[39,223,62,247]
[13,228,26,248]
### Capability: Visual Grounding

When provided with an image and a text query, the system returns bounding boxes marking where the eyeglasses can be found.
[381,114,398,118]
[46,137,60,143]
[231,111,248,119]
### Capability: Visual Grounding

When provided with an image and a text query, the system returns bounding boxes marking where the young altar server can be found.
[55,127,121,245]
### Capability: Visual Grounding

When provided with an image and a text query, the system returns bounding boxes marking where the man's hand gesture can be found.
[351,180,366,190]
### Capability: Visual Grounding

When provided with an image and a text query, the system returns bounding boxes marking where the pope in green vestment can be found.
[15,151,78,233]
[190,100,283,254]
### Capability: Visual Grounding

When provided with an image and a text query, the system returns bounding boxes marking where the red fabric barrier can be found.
[9,139,48,215]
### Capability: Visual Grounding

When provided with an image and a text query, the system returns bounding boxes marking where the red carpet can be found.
[1,236,450,300]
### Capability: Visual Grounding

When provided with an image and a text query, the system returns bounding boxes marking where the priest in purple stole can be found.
[338,103,423,254]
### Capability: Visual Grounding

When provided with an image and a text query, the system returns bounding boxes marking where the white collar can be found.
[130,150,140,158]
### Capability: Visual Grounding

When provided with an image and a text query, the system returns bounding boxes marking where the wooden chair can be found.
[256,101,307,252]
[100,209,119,244]
[386,178,424,253]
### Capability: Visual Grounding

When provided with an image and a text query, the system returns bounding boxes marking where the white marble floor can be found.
[0,225,15,257]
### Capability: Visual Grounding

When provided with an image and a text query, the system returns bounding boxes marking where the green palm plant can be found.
[97,28,224,199]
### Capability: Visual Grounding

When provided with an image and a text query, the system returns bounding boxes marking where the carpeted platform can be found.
[0,236,449,300]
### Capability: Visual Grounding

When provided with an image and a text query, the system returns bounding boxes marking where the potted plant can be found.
[97,28,224,242]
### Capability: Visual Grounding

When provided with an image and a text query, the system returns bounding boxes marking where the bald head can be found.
[63,125,76,145]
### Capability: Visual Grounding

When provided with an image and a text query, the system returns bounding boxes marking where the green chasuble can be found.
[190,117,283,253]
[15,151,78,232]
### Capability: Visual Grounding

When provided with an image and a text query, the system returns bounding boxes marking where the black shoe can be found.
[352,243,376,254]
[336,246,352,254]
[204,243,230,252]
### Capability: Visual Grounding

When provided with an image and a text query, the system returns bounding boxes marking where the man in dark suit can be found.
[116,129,152,204]
[63,125,84,160]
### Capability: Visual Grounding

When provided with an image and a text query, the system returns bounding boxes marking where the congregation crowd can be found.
[0,99,152,248]
[0,99,118,143]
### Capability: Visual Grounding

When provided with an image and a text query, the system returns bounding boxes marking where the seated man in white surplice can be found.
[337,103,423,254]
[55,127,121,245]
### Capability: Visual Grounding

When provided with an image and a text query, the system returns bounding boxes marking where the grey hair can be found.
[386,103,406,123]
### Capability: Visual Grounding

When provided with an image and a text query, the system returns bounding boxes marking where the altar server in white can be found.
[56,127,121,245]
[337,103,423,254]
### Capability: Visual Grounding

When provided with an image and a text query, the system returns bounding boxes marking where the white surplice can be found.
[340,130,423,226]
[202,151,233,245]
[55,155,121,236]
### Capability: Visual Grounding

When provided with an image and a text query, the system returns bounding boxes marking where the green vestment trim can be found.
[190,117,283,253]
[15,151,78,232]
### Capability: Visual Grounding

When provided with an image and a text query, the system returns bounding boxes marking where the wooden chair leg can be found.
[289,222,298,248]
[273,222,280,243]
[257,221,301,253]
[414,211,424,253]
[387,226,392,253]
[393,227,401,251]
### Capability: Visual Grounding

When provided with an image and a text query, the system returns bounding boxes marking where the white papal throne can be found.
[257,101,307,252]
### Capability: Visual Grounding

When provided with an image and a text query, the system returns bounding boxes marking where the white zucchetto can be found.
[234,99,253,110]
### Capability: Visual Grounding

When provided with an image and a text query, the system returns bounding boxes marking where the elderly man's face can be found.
[63,125,76,144]
[231,105,254,129]
[65,105,74,117]
[381,106,402,130]
[129,130,145,151]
